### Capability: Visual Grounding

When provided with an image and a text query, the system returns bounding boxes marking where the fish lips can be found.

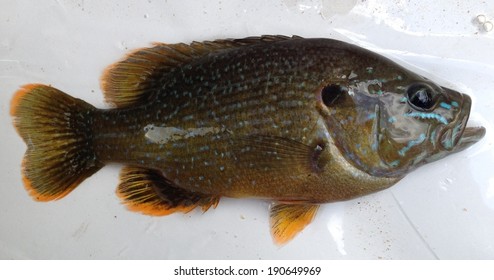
[437,93,485,152]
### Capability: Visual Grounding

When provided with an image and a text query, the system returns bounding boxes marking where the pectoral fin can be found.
[234,135,329,173]
[269,203,320,245]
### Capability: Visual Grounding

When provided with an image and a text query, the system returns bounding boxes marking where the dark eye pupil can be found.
[407,84,435,110]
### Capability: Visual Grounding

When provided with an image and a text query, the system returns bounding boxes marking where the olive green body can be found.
[92,39,400,202]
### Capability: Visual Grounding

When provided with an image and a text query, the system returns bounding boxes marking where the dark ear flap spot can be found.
[321,84,346,107]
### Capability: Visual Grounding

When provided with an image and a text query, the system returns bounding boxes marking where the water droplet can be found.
[483,21,493,32]
[116,41,127,50]
[477,14,487,24]
[440,178,453,191]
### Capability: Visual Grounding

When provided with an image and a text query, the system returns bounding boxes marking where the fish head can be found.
[375,79,486,174]
[317,62,485,178]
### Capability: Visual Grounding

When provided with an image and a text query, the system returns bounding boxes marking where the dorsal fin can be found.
[100,35,301,108]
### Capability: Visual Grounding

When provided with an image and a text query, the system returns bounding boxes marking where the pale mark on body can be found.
[144,124,228,144]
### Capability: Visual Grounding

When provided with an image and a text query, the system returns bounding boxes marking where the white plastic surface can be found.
[1,0,493,259]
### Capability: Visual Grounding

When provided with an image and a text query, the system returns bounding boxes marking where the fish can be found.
[10,35,486,244]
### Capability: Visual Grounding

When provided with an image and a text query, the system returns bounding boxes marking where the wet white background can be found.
[1,0,493,259]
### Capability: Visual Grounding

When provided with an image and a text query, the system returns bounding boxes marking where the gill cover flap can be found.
[270,203,320,245]
[117,166,220,215]
[101,35,302,108]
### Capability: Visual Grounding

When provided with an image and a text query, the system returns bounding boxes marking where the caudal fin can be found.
[11,84,103,201]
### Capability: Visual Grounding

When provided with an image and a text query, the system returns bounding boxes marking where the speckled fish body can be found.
[11,36,485,244]
[94,38,399,202]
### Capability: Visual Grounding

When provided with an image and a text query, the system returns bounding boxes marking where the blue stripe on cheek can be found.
[430,130,437,148]
[366,113,377,121]
[398,133,426,156]
[442,138,453,149]
[404,112,448,125]
[440,102,452,110]
[389,160,400,167]
[371,141,378,151]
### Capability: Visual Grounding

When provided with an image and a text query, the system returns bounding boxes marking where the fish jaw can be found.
[437,93,486,152]
[455,126,486,152]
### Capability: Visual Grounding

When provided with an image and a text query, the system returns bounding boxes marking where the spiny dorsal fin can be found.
[270,203,320,245]
[100,35,301,108]
[116,166,220,216]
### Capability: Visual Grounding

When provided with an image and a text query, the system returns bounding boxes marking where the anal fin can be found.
[117,166,220,216]
[270,203,320,245]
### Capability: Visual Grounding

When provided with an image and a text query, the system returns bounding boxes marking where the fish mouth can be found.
[456,126,486,151]
[438,94,485,152]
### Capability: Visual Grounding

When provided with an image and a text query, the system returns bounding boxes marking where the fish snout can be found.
[439,93,485,151]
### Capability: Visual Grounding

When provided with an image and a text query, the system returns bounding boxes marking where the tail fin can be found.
[11,84,103,201]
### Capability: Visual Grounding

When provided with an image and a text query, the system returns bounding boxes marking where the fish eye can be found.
[321,84,346,107]
[406,83,436,111]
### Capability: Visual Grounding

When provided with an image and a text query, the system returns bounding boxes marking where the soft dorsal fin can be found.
[116,166,220,216]
[100,35,301,108]
[270,203,320,245]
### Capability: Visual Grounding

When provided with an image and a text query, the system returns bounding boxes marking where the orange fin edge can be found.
[10,84,44,117]
[11,84,101,201]
[269,203,320,245]
[116,166,220,216]
[100,36,301,108]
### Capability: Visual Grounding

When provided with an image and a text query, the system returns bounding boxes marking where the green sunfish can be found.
[11,36,486,244]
